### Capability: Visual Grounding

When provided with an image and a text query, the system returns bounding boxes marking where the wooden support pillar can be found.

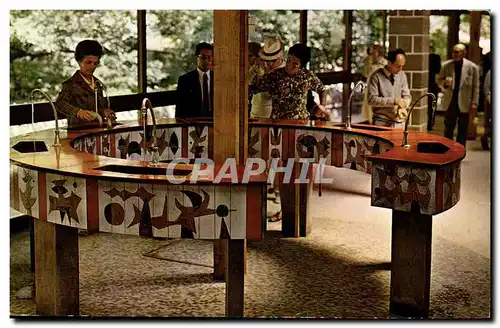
[447,12,460,59]
[213,10,249,317]
[390,210,432,318]
[342,10,353,122]
[468,11,482,139]
[225,239,245,317]
[34,220,79,316]
[279,161,313,237]
[300,10,308,44]
[137,10,147,94]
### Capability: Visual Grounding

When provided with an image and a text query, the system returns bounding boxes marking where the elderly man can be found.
[367,48,411,128]
[249,36,287,118]
[437,43,479,146]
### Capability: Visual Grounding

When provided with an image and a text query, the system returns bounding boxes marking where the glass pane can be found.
[249,10,300,51]
[10,10,138,105]
[352,10,385,74]
[146,10,213,93]
[307,10,344,72]
[430,15,449,61]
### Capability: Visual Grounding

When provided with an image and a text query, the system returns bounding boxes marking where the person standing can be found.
[361,44,388,124]
[55,39,116,126]
[249,36,286,118]
[437,43,480,146]
[367,48,411,128]
[175,42,214,118]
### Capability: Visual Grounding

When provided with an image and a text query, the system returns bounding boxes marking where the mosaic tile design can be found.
[187,126,209,159]
[248,127,261,159]
[294,129,332,164]
[442,163,461,212]
[46,173,87,229]
[18,168,38,218]
[96,181,249,239]
[343,134,392,173]
[371,163,437,215]
[268,127,283,164]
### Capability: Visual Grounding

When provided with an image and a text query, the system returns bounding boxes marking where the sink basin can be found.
[94,164,192,176]
[65,122,122,131]
[12,141,48,153]
[333,123,389,131]
[416,142,450,154]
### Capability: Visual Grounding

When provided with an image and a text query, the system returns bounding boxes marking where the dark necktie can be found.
[202,73,210,113]
[389,74,395,85]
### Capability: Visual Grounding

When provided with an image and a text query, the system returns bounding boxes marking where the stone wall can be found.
[389,10,430,131]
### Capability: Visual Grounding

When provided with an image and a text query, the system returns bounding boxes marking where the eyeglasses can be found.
[197,55,213,61]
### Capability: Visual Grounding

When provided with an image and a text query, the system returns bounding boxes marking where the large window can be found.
[10,10,137,105]
[249,10,300,52]
[146,10,213,92]
[307,10,344,72]
[352,10,386,73]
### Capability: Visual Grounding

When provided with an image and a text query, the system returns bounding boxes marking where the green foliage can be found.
[10,9,389,105]
[146,10,214,92]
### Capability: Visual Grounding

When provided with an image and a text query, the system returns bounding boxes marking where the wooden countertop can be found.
[10,118,466,183]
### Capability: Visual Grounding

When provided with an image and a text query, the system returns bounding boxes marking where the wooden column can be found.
[137,10,147,94]
[213,10,249,317]
[342,10,353,122]
[468,11,482,139]
[34,220,79,316]
[390,210,432,318]
[300,10,308,44]
[447,12,460,59]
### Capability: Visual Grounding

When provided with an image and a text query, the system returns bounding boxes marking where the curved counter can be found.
[9,117,465,318]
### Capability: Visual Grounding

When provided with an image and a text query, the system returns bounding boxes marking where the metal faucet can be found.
[141,98,159,164]
[346,81,366,129]
[402,92,437,148]
[30,89,61,147]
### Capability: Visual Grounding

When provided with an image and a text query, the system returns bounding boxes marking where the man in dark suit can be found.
[175,42,214,118]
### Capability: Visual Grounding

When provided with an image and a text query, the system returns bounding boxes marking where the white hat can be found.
[259,36,284,61]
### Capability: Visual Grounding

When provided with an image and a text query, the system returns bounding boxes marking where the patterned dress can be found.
[249,67,325,119]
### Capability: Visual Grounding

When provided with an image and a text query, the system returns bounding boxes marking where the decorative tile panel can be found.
[46,173,87,229]
[294,129,332,164]
[371,163,437,215]
[343,134,391,173]
[248,127,261,159]
[19,168,38,217]
[187,126,209,159]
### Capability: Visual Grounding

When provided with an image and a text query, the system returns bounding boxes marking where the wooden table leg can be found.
[34,220,79,316]
[213,239,227,281]
[390,209,432,318]
[280,162,313,237]
[225,239,245,317]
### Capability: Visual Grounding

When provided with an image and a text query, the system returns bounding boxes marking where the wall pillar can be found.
[389,10,431,131]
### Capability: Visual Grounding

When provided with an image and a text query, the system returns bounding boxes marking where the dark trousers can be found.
[444,103,470,147]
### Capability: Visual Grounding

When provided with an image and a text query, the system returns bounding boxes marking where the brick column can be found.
[389,10,430,131]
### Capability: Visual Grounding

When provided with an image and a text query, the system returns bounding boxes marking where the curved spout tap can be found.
[141,98,159,164]
[30,89,61,147]
[346,81,366,129]
[402,93,437,148]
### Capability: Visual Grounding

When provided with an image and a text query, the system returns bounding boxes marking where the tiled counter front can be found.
[249,126,392,173]
[370,160,461,215]
[73,125,211,161]
[10,164,264,240]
